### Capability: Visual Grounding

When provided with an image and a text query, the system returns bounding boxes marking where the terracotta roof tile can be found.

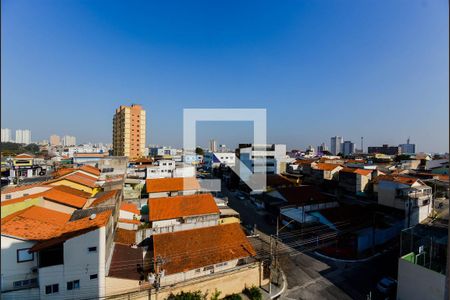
[49,172,98,188]
[114,228,137,245]
[118,218,141,225]
[90,190,119,207]
[79,165,101,176]
[53,168,76,178]
[148,194,219,221]
[15,153,34,159]
[108,244,143,280]
[1,183,50,194]
[30,210,112,252]
[120,202,140,215]
[340,168,372,176]
[313,163,342,171]
[42,188,88,208]
[152,223,255,275]
[1,206,71,240]
[146,177,200,193]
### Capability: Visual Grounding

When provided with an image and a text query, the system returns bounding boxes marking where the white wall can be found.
[397,258,445,300]
[1,186,51,201]
[1,236,38,292]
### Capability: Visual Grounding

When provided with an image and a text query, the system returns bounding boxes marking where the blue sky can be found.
[2,0,448,152]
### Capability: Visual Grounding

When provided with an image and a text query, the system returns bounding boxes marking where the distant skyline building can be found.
[62,135,77,146]
[342,140,356,156]
[399,137,416,154]
[209,139,217,152]
[317,142,328,153]
[113,104,146,158]
[368,144,401,155]
[1,128,12,142]
[15,129,31,144]
[330,136,343,155]
[50,134,61,146]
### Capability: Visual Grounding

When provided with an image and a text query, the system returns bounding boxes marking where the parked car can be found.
[376,277,397,295]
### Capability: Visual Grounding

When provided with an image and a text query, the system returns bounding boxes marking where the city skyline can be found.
[2,0,448,152]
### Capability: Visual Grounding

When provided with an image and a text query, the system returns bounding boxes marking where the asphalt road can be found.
[222,182,400,300]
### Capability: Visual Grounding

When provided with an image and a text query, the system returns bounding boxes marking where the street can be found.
[222,182,399,300]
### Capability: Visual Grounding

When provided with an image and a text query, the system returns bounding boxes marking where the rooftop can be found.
[148,193,219,221]
[145,177,200,193]
[152,223,255,275]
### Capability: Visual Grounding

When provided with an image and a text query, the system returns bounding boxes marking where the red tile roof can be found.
[148,194,219,221]
[120,202,140,215]
[1,206,71,240]
[50,172,98,188]
[1,183,50,194]
[118,218,141,224]
[314,163,342,171]
[53,168,77,178]
[373,175,420,186]
[79,165,101,176]
[30,210,113,252]
[108,244,143,280]
[146,177,200,193]
[114,228,137,245]
[42,187,88,208]
[90,190,119,207]
[15,153,34,159]
[340,168,372,176]
[152,223,255,275]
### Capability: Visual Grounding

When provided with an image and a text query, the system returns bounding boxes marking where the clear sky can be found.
[2,0,448,152]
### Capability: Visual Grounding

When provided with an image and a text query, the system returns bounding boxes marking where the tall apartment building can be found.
[113,104,146,158]
[330,136,343,155]
[399,137,416,154]
[342,141,355,156]
[209,139,217,152]
[1,128,12,142]
[15,129,31,144]
[62,135,77,146]
[50,134,61,146]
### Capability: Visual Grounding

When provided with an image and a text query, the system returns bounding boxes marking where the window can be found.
[17,248,33,262]
[88,247,97,252]
[203,265,214,271]
[5,194,11,200]
[67,280,80,290]
[45,284,59,294]
[90,274,98,280]
[195,268,201,273]
[13,281,22,288]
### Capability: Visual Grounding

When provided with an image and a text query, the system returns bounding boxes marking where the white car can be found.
[376,277,397,294]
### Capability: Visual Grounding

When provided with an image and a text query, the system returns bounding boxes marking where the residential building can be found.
[112,104,146,158]
[149,223,256,286]
[118,202,141,230]
[145,177,201,198]
[330,136,343,155]
[62,135,77,146]
[425,159,449,175]
[182,153,203,165]
[338,168,372,195]
[368,144,400,155]
[209,139,217,152]
[147,193,220,234]
[374,175,432,226]
[310,162,343,183]
[399,137,416,154]
[73,152,108,165]
[1,128,12,142]
[49,135,61,146]
[397,224,447,300]
[237,144,288,176]
[15,130,31,144]
[203,151,236,169]
[342,141,355,156]
[149,146,181,160]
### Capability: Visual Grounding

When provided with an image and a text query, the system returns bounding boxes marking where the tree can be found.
[195,147,205,156]
[223,294,242,300]
[167,291,207,300]
[242,286,262,300]
[210,289,221,300]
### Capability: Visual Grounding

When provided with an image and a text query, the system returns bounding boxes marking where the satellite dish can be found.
[89,214,97,220]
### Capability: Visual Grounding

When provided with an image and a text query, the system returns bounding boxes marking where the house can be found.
[147,193,220,234]
[118,202,141,230]
[203,152,236,169]
[338,168,372,195]
[46,172,100,195]
[374,175,432,226]
[310,163,343,183]
[1,185,92,218]
[72,152,108,165]
[29,210,114,299]
[1,206,71,299]
[149,223,256,286]
[425,159,449,175]
[145,177,201,198]
[1,183,52,201]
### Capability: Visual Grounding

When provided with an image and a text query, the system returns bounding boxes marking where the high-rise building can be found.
[317,142,328,153]
[113,104,146,158]
[1,128,12,142]
[50,134,61,146]
[330,136,343,155]
[209,139,217,152]
[62,135,77,146]
[399,137,416,154]
[342,141,355,156]
[15,129,31,144]
[368,144,400,155]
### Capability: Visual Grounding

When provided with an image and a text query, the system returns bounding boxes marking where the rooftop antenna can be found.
[407,136,410,144]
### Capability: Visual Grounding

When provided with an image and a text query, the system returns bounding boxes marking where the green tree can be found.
[242,286,262,300]
[167,291,207,300]
[195,147,205,156]
[210,289,221,300]
[223,294,242,300]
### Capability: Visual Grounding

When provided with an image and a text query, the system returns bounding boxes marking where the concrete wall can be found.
[397,258,445,300]
[37,199,76,214]
[1,287,39,299]
[1,236,38,291]
[1,186,51,201]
